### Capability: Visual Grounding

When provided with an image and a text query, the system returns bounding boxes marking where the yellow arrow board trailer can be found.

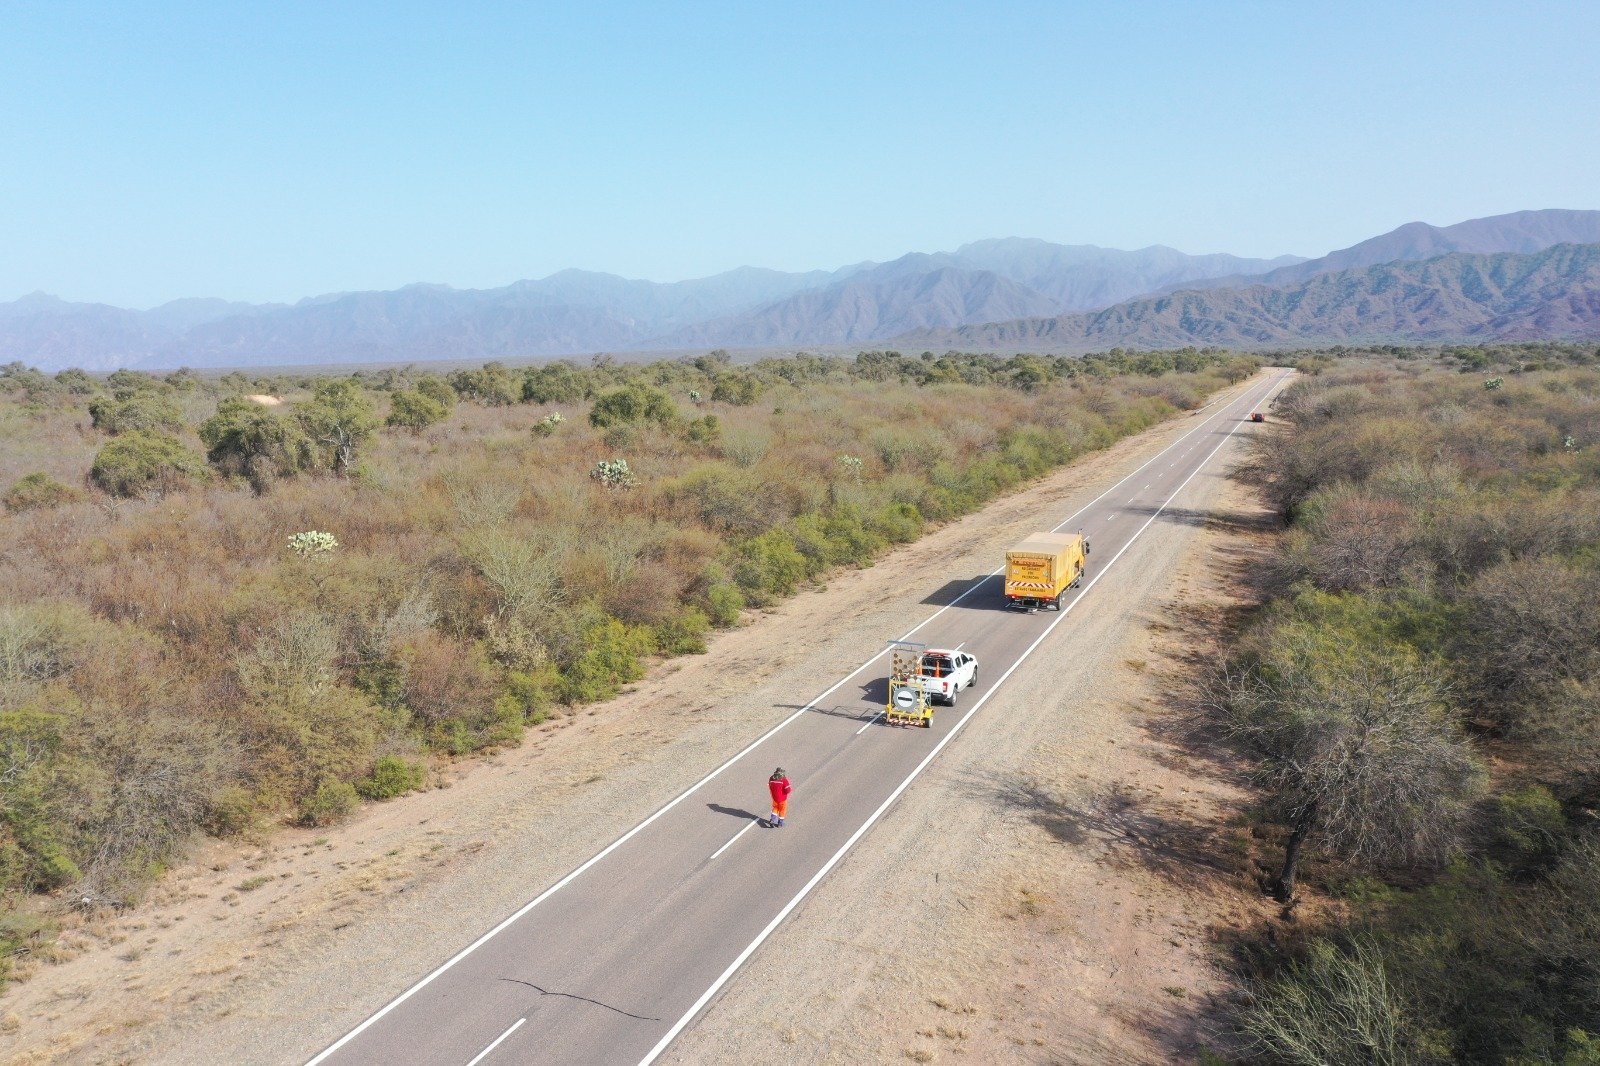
[1005,531,1089,611]
[885,642,935,727]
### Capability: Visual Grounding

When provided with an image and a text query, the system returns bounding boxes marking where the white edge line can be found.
[708,821,756,862]
[464,1017,525,1066]
[304,372,1279,1065]
[638,371,1290,1064]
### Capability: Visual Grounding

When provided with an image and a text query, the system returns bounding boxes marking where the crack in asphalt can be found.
[498,978,662,1022]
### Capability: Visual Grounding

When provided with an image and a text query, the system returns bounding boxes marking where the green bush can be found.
[704,578,746,626]
[386,389,449,431]
[504,665,561,721]
[0,706,81,895]
[683,414,721,446]
[429,695,525,755]
[355,755,426,800]
[522,362,588,404]
[733,529,809,604]
[87,391,183,435]
[447,362,520,405]
[710,373,763,405]
[4,472,82,513]
[0,909,56,989]
[1487,784,1567,865]
[558,617,652,704]
[589,384,678,429]
[203,786,259,838]
[294,378,378,475]
[198,397,314,492]
[89,430,207,497]
[414,374,458,411]
[653,607,710,655]
[871,501,924,544]
[299,780,360,826]
[52,367,98,395]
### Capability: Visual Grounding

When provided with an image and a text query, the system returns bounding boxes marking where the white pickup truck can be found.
[907,648,978,706]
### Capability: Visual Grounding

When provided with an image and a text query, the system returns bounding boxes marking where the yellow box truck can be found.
[1005,531,1089,611]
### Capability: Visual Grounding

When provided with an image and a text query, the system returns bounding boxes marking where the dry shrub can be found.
[0,348,1244,916]
[398,631,497,726]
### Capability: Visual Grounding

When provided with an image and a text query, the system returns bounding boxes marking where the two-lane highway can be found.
[309,369,1291,1066]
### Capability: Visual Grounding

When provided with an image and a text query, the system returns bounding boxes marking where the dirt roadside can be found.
[0,377,1272,1065]
[662,414,1278,1065]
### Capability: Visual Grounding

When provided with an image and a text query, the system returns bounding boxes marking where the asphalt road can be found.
[309,369,1291,1066]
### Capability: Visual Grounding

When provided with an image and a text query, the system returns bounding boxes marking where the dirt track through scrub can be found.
[1,378,1270,1065]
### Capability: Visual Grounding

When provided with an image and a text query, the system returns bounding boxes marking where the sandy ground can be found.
[0,377,1274,1065]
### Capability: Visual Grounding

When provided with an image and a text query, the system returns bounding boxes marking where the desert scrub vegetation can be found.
[1204,352,1600,1064]
[0,346,1243,973]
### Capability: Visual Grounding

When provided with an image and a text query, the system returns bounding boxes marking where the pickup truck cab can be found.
[908,649,978,706]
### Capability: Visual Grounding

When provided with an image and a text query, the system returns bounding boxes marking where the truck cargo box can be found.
[1004,531,1088,610]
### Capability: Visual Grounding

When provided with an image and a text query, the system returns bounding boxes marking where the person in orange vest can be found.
[767,768,792,828]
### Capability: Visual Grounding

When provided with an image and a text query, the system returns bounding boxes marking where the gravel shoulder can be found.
[1,377,1270,1065]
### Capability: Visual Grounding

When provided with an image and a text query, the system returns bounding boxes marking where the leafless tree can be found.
[1463,558,1600,715]
[1216,641,1485,901]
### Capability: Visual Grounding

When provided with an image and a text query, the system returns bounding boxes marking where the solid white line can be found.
[304,372,1280,1066]
[465,1018,524,1066]
[638,371,1291,1065]
[709,822,756,862]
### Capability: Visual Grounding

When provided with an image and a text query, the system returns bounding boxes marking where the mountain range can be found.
[901,243,1600,351]
[1158,208,1600,294]
[3,209,1598,371]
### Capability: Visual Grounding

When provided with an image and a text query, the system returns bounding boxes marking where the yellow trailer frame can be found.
[885,642,934,727]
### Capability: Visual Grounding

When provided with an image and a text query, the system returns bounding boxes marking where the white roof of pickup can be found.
[1008,532,1080,555]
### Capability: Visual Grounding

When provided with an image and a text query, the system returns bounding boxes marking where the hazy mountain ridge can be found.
[898,243,1600,351]
[947,237,1305,310]
[0,243,1300,370]
[655,264,1063,347]
[1166,209,1600,294]
[4,209,1597,371]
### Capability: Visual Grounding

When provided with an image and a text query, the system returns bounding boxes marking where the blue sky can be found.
[3,1,1597,307]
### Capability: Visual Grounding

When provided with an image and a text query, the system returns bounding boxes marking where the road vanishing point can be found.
[308,369,1292,1066]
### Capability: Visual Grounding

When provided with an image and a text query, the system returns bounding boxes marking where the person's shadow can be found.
[707,802,762,822]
